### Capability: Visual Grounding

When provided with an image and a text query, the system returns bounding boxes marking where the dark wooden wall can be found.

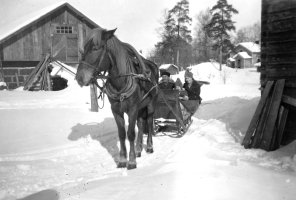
[261,0,296,85]
[261,0,296,145]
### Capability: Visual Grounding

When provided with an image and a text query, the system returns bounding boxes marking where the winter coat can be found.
[159,79,176,90]
[183,80,201,101]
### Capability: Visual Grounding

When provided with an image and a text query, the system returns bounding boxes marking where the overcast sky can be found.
[0,0,261,56]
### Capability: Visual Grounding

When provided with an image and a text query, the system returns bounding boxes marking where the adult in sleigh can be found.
[154,70,207,134]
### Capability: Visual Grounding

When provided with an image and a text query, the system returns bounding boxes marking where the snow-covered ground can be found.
[1,62,296,200]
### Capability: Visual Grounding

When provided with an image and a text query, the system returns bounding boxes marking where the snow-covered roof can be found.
[254,62,261,67]
[159,64,179,70]
[227,57,235,62]
[0,2,99,44]
[233,52,252,59]
[237,42,260,53]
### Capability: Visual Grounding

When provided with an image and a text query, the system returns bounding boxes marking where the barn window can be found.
[55,25,73,34]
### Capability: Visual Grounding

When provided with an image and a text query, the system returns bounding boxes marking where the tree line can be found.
[148,0,260,70]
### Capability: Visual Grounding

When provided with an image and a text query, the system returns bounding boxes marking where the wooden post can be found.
[90,83,98,112]
[0,60,4,82]
[15,73,19,87]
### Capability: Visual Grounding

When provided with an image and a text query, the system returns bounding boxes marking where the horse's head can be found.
[76,28,117,87]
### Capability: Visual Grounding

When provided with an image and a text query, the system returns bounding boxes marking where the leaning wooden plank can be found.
[242,81,274,148]
[23,59,45,89]
[251,96,272,148]
[272,106,289,150]
[32,58,51,91]
[24,54,50,90]
[23,54,50,88]
[259,79,285,151]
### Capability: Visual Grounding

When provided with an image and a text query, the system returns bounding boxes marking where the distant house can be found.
[228,42,261,68]
[233,52,252,68]
[0,3,100,89]
[159,64,179,75]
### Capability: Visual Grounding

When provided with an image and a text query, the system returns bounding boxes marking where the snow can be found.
[159,64,179,70]
[1,62,296,200]
[0,2,67,42]
[233,52,252,59]
[238,42,260,53]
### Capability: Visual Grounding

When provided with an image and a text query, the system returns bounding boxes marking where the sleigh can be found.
[154,89,200,135]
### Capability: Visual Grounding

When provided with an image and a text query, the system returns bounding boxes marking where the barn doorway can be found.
[51,75,68,91]
[51,24,79,64]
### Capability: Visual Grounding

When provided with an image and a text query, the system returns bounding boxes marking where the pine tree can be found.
[205,0,238,70]
[192,8,218,63]
[151,0,193,68]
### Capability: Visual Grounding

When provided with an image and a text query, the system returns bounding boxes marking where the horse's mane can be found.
[84,28,150,76]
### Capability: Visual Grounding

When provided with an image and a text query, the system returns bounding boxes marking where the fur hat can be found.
[175,78,183,88]
[184,69,193,79]
[161,71,170,77]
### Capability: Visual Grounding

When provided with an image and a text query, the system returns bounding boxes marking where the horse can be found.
[75,28,159,169]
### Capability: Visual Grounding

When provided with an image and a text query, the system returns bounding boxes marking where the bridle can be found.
[80,42,157,106]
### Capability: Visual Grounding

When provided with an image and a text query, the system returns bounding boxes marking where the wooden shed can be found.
[233,52,252,68]
[0,3,100,89]
[159,64,180,75]
[243,0,296,151]
[234,42,261,67]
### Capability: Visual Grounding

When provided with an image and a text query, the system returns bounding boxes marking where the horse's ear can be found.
[102,28,117,41]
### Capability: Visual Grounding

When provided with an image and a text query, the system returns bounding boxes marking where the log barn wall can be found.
[261,0,296,145]
[0,3,99,89]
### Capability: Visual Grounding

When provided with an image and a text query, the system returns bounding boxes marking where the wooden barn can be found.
[0,3,100,89]
[243,0,296,151]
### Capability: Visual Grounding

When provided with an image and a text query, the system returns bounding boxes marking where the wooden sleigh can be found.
[154,89,200,135]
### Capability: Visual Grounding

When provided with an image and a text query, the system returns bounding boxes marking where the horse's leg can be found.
[146,104,154,153]
[136,107,148,157]
[136,115,144,157]
[126,109,138,170]
[112,110,127,168]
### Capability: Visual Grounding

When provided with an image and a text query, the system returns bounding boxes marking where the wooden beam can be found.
[259,79,285,151]
[282,95,296,107]
[242,81,274,148]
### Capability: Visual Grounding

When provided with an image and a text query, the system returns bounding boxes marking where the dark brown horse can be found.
[75,28,159,169]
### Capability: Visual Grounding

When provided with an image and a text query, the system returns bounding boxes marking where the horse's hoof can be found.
[146,148,154,154]
[117,162,127,168]
[127,162,137,170]
[136,152,141,157]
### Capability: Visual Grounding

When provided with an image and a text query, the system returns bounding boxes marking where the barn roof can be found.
[233,52,252,59]
[159,64,179,70]
[237,42,260,53]
[0,2,100,45]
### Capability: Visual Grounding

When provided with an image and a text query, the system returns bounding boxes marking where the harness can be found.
[83,44,157,106]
